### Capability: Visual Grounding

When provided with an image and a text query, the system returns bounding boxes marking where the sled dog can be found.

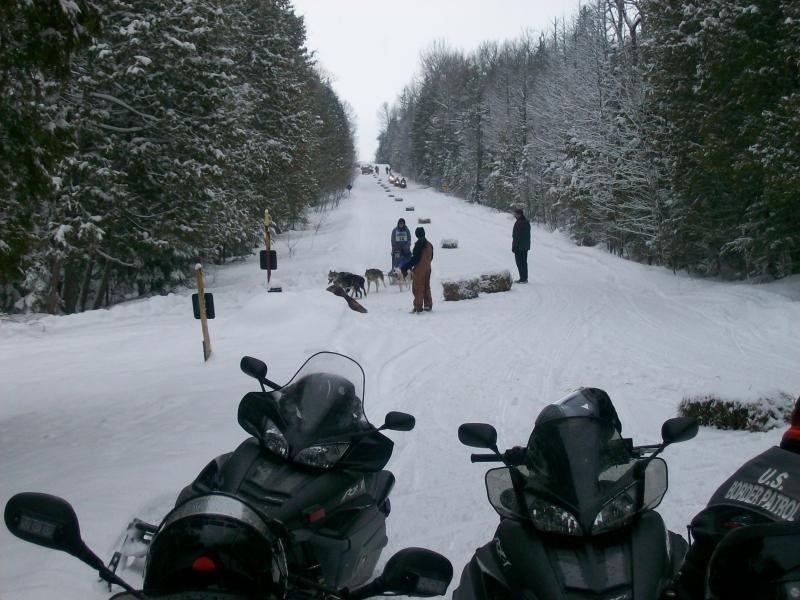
[328,271,366,298]
[364,269,386,294]
[388,268,410,292]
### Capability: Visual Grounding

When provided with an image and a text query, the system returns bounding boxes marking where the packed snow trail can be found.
[2,171,799,599]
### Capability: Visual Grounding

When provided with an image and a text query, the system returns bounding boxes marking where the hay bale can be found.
[479,270,513,293]
[418,218,431,224]
[441,239,458,249]
[442,278,480,301]
[678,392,794,432]
[405,206,415,211]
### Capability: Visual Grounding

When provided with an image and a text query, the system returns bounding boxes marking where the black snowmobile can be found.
[106,351,417,593]
[5,490,454,600]
[453,388,698,600]
[676,395,800,600]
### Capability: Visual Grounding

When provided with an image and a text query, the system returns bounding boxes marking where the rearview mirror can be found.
[5,492,85,556]
[381,411,415,432]
[5,493,145,596]
[661,417,698,446]
[378,547,453,597]
[240,356,268,382]
[458,423,498,450]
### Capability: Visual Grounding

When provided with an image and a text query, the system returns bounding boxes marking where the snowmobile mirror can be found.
[381,547,453,596]
[458,423,499,452]
[241,356,268,382]
[240,356,280,391]
[381,411,416,432]
[661,416,698,446]
[4,492,144,597]
[5,492,84,554]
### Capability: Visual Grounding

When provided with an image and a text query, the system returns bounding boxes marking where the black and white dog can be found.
[328,270,366,298]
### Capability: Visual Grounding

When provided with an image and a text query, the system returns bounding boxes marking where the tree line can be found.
[376,0,799,281]
[1,0,355,314]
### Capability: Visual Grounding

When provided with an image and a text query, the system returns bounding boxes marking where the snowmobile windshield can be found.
[526,417,634,505]
[486,416,667,535]
[270,352,371,447]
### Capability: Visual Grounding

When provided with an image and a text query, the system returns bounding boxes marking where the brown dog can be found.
[364,269,386,295]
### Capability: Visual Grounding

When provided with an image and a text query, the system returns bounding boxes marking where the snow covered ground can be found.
[2,171,799,598]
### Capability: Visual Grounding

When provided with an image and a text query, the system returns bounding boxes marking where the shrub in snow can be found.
[441,239,458,248]
[418,218,431,224]
[678,392,794,432]
[442,278,480,301]
[405,206,415,211]
[394,198,403,202]
[479,270,513,293]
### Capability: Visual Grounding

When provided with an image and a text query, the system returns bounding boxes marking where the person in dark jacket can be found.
[402,227,434,313]
[511,208,531,283]
[390,218,412,269]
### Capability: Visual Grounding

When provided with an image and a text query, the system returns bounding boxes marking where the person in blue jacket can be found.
[391,218,412,269]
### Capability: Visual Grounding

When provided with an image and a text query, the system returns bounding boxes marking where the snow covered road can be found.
[2,172,799,598]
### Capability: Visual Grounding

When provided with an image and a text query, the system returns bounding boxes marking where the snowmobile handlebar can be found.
[471,454,503,463]
[471,447,526,466]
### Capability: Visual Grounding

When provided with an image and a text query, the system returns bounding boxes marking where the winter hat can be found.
[415,227,425,239]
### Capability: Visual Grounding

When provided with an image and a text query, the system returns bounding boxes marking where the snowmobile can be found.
[675,395,800,600]
[453,388,698,600]
[106,352,418,593]
[4,490,454,599]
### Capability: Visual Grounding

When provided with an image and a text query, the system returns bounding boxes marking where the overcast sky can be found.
[290,0,585,162]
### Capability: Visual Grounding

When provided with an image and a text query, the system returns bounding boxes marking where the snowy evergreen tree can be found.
[2,0,355,313]
[642,0,800,277]
[0,0,100,310]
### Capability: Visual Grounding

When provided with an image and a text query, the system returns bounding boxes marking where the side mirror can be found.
[381,411,415,432]
[661,416,698,446]
[5,492,85,556]
[4,493,140,595]
[350,547,453,599]
[240,356,268,382]
[458,423,498,451]
[381,547,453,596]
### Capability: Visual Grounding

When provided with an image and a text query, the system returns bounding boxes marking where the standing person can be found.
[511,208,531,283]
[402,227,434,313]
[391,218,412,269]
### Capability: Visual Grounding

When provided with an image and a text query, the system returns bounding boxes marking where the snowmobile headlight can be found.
[526,495,582,536]
[262,419,289,458]
[591,483,638,535]
[294,442,350,469]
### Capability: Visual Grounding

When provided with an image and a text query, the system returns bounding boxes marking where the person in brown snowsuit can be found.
[402,227,433,313]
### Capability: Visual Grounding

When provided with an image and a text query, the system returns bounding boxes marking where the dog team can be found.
[327,267,410,298]
[327,218,433,313]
